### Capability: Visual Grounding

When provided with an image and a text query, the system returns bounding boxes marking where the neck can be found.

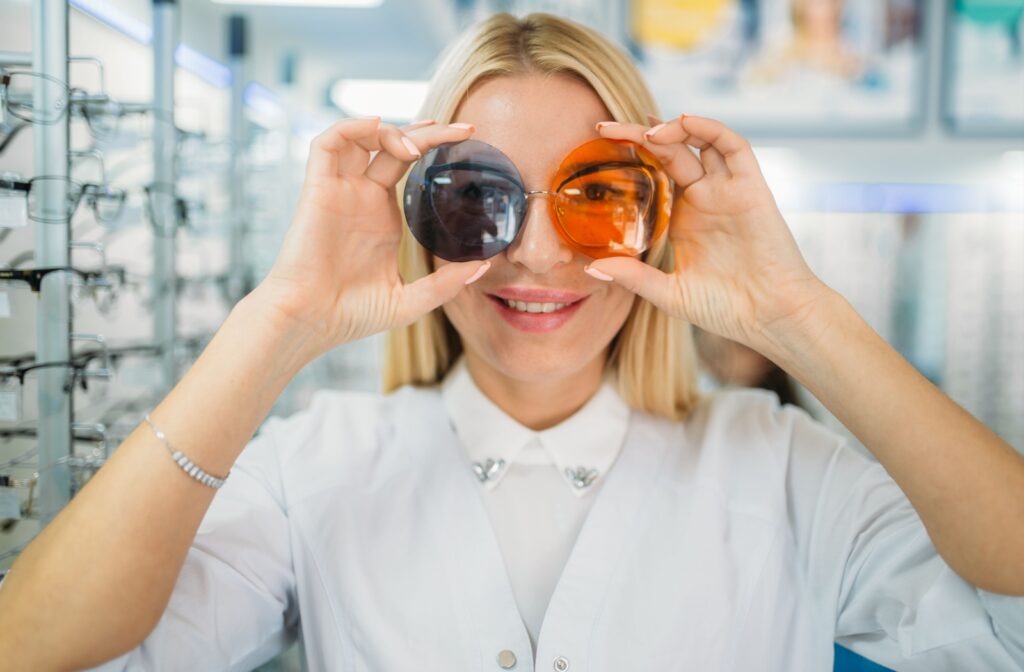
[464,349,608,431]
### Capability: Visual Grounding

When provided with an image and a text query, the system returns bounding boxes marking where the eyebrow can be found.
[556,160,647,192]
[426,161,525,189]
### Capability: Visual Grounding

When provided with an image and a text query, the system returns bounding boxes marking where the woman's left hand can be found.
[587,114,830,352]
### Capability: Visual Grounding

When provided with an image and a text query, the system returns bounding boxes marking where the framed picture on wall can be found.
[629,0,928,137]
[942,0,1024,135]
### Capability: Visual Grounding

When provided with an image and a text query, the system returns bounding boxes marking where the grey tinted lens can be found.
[403,139,525,262]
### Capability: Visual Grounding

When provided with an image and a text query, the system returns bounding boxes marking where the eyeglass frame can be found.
[0,69,71,126]
[0,175,127,224]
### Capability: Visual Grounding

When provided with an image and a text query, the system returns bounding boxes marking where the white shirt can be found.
[62,377,1023,671]
[440,356,629,654]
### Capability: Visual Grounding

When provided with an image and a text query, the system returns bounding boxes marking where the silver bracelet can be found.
[143,413,229,489]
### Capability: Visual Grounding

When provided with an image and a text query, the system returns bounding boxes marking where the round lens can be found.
[403,139,525,262]
[552,138,671,259]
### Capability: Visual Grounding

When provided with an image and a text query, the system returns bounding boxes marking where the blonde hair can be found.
[382,12,702,421]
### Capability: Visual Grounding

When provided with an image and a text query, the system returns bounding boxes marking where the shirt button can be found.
[553,656,569,671]
[496,649,517,669]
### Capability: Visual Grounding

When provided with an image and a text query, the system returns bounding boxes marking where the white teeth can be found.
[504,299,569,313]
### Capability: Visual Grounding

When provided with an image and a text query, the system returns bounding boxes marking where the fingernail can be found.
[585,265,614,282]
[449,122,475,131]
[400,136,421,158]
[464,261,490,285]
[595,121,619,131]
[644,122,667,140]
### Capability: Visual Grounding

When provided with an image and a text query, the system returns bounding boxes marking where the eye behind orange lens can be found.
[550,138,671,259]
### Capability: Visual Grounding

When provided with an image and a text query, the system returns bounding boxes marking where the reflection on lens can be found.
[430,169,519,244]
[551,138,671,259]
[557,167,653,251]
[404,139,525,262]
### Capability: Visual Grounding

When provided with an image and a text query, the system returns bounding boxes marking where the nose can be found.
[505,192,574,273]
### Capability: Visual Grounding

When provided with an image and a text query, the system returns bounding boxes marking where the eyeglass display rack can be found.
[0,0,252,570]
[10,0,76,537]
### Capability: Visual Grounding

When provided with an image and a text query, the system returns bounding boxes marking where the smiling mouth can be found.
[483,292,588,333]
[487,295,583,313]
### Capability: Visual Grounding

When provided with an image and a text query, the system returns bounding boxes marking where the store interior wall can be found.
[0,1,1021,651]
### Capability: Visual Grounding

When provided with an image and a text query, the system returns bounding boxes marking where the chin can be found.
[477,341,599,383]
[446,309,621,385]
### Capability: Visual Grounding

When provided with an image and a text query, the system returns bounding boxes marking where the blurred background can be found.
[0,1,1021,670]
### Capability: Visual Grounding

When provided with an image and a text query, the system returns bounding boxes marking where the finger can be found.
[367,122,432,166]
[700,144,730,177]
[583,257,681,316]
[400,119,436,133]
[595,120,649,143]
[377,122,424,165]
[677,115,761,178]
[597,120,706,190]
[364,122,477,188]
[306,117,383,179]
[646,113,663,127]
[395,260,491,326]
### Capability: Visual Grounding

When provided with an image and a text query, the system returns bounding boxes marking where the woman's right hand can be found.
[251,117,489,359]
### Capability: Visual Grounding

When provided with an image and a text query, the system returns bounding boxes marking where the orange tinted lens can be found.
[556,167,653,249]
[551,138,671,258]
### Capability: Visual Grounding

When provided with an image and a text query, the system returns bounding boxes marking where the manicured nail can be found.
[595,121,619,131]
[449,122,475,131]
[464,261,490,285]
[400,136,421,158]
[584,265,614,282]
[644,122,667,140]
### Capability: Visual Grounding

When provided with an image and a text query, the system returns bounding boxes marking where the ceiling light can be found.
[330,79,429,121]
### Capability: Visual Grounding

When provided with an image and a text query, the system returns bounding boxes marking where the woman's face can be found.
[796,0,843,34]
[434,73,638,383]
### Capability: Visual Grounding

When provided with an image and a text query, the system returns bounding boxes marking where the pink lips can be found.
[486,286,588,333]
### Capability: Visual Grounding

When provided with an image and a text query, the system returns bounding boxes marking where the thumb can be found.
[585,257,680,315]
[395,260,491,326]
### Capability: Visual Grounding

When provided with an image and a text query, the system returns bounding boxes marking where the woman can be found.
[0,13,1022,672]
[748,0,862,84]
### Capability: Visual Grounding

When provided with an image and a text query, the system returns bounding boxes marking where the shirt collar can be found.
[440,355,631,497]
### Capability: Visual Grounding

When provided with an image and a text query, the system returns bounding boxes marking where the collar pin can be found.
[472,458,506,483]
[565,466,599,489]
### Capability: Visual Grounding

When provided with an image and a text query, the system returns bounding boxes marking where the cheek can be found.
[593,285,636,332]
[440,290,482,337]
